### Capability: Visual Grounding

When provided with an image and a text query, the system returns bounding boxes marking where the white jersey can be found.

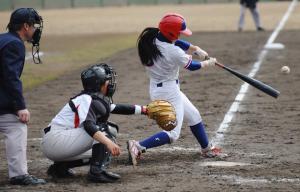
[50,94,92,130]
[146,38,192,84]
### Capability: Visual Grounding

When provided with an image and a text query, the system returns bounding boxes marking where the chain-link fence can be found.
[0,0,241,11]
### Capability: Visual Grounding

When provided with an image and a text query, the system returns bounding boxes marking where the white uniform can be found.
[147,39,202,142]
[41,93,143,162]
[41,94,95,161]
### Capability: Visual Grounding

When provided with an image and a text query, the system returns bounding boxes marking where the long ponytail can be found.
[137,27,162,66]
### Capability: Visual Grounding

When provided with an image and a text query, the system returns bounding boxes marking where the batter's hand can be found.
[106,141,121,156]
[17,109,30,123]
[193,46,208,61]
[201,57,217,68]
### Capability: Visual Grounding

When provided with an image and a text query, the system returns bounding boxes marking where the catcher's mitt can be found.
[147,100,177,131]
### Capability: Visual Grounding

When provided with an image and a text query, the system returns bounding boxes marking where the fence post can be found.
[70,0,75,8]
[99,0,103,7]
[41,0,45,9]
[10,0,15,10]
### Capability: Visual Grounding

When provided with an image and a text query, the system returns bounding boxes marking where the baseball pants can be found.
[41,124,94,162]
[238,5,261,29]
[0,114,28,178]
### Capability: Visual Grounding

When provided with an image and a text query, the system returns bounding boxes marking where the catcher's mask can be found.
[7,8,43,64]
[158,13,192,41]
[81,63,117,98]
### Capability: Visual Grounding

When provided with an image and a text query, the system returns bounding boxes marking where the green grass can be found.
[21,33,138,89]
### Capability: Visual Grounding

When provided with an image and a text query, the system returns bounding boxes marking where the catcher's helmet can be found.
[158,13,192,41]
[81,63,116,97]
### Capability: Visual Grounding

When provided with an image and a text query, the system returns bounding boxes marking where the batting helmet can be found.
[81,63,117,97]
[158,13,192,41]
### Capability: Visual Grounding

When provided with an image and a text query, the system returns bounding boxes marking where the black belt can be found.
[44,126,51,134]
[157,79,179,87]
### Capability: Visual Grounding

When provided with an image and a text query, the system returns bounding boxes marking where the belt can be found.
[157,79,179,87]
[44,126,51,134]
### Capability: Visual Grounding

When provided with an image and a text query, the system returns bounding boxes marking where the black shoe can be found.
[257,27,265,31]
[87,165,120,183]
[47,163,75,178]
[10,174,46,185]
[103,171,121,180]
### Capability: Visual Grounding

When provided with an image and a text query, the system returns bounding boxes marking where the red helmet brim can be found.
[180,28,192,36]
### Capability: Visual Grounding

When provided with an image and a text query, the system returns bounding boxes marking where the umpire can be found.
[0,8,45,185]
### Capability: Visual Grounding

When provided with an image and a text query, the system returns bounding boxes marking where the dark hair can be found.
[7,8,41,32]
[137,27,162,66]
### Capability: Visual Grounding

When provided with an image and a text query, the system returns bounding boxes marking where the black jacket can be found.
[0,32,26,115]
[240,0,258,9]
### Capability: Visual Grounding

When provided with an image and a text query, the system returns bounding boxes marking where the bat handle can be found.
[215,62,224,68]
[204,56,224,68]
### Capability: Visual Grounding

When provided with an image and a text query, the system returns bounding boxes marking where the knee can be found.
[165,130,180,143]
[187,109,202,126]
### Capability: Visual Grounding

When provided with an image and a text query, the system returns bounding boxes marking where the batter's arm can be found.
[174,39,208,60]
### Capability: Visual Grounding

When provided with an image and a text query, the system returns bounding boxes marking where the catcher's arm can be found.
[110,104,147,115]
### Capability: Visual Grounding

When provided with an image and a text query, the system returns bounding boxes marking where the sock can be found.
[139,131,170,149]
[190,122,209,149]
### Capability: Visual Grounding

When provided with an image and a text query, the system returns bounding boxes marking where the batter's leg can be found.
[139,90,184,149]
[180,92,209,149]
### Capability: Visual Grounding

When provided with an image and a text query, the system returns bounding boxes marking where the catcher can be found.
[41,63,176,183]
[127,13,227,166]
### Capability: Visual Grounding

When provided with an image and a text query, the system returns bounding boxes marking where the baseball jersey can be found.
[146,38,192,84]
[50,93,144,130]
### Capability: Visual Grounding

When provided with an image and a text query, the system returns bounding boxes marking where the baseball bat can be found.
[215,62,280,98]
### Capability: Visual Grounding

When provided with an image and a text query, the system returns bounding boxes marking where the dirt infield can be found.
[0,30,299,191]
[1,2,300,191]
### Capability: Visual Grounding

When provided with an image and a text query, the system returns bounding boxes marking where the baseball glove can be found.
[146,100,177,131]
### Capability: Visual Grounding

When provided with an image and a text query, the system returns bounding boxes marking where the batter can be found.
[127,13,226,166]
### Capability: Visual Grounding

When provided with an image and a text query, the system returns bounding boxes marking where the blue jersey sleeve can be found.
[175,39,190,51]
[184,60,203,71]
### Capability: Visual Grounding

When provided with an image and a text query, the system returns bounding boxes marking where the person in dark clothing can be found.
[0,8,45,185]
[238,0,265,31]
[41,63,149,183]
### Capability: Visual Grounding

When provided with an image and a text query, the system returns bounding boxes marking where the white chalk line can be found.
[212,0,298,146]
[211,174,300,185]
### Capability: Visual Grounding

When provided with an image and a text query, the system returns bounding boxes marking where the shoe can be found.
[201,145,228,159]
[127,140,143,167]
[257,27,265,31]
[87,165,120,183]
[47,163,75,178]
[10,174,46,185]
[238,28,243,32]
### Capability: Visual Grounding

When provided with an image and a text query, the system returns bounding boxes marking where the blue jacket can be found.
[0,32,26,115]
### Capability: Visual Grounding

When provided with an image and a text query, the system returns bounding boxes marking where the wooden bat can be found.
[215,62,280,98]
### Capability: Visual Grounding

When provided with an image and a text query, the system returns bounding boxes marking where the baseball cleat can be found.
[47,163,75,178]
[10,174,46,185]
[201,146,228,159]
[127,140,143,167]
[87,169,120,183]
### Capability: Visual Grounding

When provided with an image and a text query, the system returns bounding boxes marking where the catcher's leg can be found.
[47,158,91,178]
[87,143,120,183]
